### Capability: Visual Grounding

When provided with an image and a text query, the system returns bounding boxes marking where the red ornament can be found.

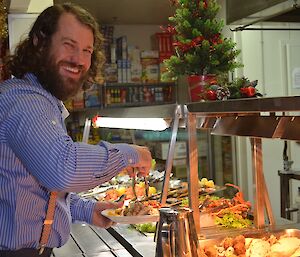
[160,25,177,35]
[240,86,256,97]
[206,90,217,100]
[173,36,205,53]
[210,79,218,85]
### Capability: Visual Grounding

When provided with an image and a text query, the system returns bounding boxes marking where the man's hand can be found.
[91,201,123,228]
[127,145,152,177]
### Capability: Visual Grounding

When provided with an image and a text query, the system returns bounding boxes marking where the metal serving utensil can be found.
[144,176,150,198]
[115,193,126,202]
[199,196,210,210]
[132,169,138,200]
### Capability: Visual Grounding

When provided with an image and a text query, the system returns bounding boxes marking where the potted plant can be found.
[162,0,243,101]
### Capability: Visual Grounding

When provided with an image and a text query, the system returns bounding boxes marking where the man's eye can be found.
[64,42,74,49]
[84,49,93,55]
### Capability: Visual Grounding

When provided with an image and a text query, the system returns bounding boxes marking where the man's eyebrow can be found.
[62,37,94,51]
[61,36,76,43]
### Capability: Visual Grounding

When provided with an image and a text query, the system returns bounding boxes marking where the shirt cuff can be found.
[70,194,96,224]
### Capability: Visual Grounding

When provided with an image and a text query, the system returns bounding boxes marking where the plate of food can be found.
[101,200,160,224]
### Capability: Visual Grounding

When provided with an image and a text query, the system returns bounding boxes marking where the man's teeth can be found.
[65,66,79,73]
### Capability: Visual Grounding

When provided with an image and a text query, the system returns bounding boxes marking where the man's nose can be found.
[70,49,86,66]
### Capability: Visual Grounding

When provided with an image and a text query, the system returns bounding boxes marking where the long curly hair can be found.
[6,3,105,85]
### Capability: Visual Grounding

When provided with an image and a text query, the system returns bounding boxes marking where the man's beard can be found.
[37,54,89,101]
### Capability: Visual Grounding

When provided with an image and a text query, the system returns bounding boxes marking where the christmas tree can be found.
[0,0,8,40]
[162,0,242,81]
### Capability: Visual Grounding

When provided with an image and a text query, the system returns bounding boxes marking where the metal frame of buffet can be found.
[70,96,300,256]
[186,96,300,235]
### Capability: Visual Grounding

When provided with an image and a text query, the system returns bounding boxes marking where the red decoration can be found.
[210,33,221,45]
[187,74,217,102]
[210,79,218,85]
[160,25,177,35]
[240,86,256,97]
[206,90,217,100]
[173,33,222,54]
[173,36,204,53]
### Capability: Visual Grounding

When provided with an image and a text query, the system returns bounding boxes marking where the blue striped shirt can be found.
[0,73,139,250]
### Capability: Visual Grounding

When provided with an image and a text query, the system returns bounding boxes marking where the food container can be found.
[198,225,300,257]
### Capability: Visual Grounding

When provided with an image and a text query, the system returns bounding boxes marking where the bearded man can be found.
[0,3,152,257]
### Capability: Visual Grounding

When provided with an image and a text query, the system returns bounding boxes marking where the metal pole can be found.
[186,106,200,235]
[160,105,182,205]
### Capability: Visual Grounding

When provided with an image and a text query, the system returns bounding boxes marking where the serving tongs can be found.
[144,176,150,198]
[132,168,150,201]
[132,170,138,200]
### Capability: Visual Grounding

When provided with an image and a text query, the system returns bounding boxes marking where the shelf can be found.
[104,101,175,108]
[186,96,300,141]
[187,96,300,115]
[105,82,176,87]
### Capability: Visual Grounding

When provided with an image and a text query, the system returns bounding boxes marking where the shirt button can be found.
[128,158,133,164]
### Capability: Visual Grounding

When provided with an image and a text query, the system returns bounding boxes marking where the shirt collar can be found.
[60,102,70,120]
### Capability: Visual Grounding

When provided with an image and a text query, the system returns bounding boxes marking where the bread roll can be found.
[270,237,300,256]
[246,239,270,257]
[290,246,300,257]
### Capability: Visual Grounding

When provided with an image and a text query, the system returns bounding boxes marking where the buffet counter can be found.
[52,219,298,257]
[52,223,155,257]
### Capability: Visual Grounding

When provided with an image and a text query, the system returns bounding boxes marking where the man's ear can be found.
[33,34,38,46]
[33,31,45,46]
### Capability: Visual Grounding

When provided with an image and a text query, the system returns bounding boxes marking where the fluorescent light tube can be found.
[92,116,169,131]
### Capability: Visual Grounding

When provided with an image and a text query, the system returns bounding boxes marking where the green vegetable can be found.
[135,222,156,233]
[215,212,252,229]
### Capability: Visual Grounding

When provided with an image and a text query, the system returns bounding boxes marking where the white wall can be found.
[114,25,161,51]
[8,14,38,54]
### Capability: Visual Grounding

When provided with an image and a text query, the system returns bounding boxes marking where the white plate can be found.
[101,209,159,224]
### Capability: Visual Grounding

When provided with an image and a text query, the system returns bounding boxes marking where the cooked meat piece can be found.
[233,242,245,255]
[222,237,234,249]
[204,245,218,257]
[233,235,245,245]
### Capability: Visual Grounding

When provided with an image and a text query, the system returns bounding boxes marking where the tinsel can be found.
[0,0,8,39]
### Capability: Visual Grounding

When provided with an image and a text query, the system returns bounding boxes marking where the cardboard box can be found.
[104,63,118,83]
[141,58,159,83]
[155,141,187,160]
